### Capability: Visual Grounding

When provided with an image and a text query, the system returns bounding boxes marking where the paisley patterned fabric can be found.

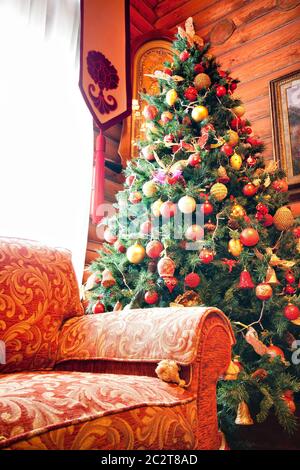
[0,238,83,373]
[0,371,197,450]
[57,306,232,365]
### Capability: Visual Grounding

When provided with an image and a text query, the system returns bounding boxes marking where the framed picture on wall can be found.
[270,70,300,199]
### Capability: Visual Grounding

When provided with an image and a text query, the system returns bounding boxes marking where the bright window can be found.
[0,0,93,282]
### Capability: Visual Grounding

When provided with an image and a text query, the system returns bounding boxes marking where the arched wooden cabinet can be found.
[119,38,173,163]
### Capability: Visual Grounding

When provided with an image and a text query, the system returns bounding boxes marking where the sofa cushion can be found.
[0,238,83,373]
[56,306,230,366]
[0,371,197,449]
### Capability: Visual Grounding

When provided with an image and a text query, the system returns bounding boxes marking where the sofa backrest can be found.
[0,237,83,373]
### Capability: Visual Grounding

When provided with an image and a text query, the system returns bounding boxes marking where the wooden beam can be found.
[131,0,157,24]
[130,5,154,33]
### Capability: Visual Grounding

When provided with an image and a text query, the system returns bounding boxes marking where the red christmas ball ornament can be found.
[255,283,273,300]
[114,240,126,253]
[246,156,257,167]
[164,134,175,144]
[266,344,285,361]
[201,200,214,216]
[93,301,105,314]
[230,82,237,92]
[143,105,158,120]
[104,227,118,244]
[262,214,273,227]
[141,145,155,161]
[144,290,159,305]
[216,85,227,97]
[188,153,201,166]
[184,272,201,288]
[218,69,227,78]
[246,136,262,146]
[199,248,214,264]
[284,285,297,295]
[140,220,152,235]
[146,240,164,259]
[256,203,268,215]
[129,191,142,204]
[180,50,190,61]
[293,226,300,238]
[272,179,288,193]
[126,174,136,186]
[185,224,204,241]
[160,201,177,218]
[194,63,204,73]
[240,227,260,247]
[164,67,172,76]
[221,143,234,156]
[284,303,300,321]
[243,183,258,197]
[184,86,198,101]
[285,271,296,284]
[230,117,244,130]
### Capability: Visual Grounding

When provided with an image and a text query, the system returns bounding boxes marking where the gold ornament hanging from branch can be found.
[235,401,254,425]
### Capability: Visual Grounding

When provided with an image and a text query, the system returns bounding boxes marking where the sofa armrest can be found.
[56,306,234,369]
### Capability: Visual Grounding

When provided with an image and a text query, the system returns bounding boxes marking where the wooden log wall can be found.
[85,0,300,269]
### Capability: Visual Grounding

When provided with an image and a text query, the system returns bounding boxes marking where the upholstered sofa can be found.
[0,237,235,450]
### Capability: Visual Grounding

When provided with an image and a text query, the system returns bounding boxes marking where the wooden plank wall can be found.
[85,0,300,268]
[155,0,300,162]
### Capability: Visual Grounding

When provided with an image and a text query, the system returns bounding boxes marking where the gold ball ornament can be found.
[227,129,239,146]
[142,181,158,197]
[170,159,189,172]
[152,198,163,217]
[231,204,246,219]
[126,242,146,264]
[232,105,245,117]
[230,152,243,170]
[178,195,196,214]
[210,183,228,201]
[166,89,178,106]
[191,105,208,122]
[194,73,211,91]
[273,206,294,231]
[228,238,243,257]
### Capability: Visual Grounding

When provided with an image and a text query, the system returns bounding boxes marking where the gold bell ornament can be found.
[101,269,116,288]
[224,359,240,380]
[265,265,280,286]
[235,401,254,425]
[273,206,294,231]
[210,182,228,201]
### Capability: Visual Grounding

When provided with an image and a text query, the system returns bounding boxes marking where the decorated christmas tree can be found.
[88,18,300,444]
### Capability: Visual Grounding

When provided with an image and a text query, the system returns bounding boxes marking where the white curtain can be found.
[0,0,93,282]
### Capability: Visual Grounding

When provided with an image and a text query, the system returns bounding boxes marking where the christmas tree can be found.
[88,18,300,445]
